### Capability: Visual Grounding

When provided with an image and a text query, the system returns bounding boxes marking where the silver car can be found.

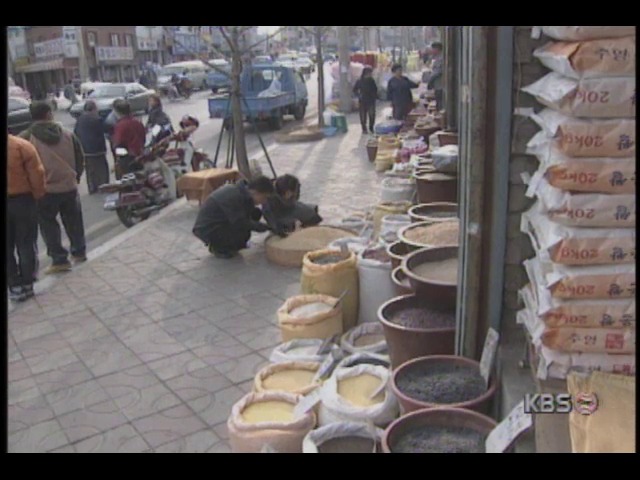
[69,83,155,119]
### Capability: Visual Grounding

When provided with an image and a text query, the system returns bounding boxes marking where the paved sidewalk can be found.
[8,114,383,453]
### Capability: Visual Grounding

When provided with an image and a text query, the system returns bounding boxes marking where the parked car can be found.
[69,83,154,119]
[8,97,32,135]
[205,59,231,93]
[323,53,337,63]
[157,61,209,91]
[278,53,298,70]
[295,56,315,75]
[254,56,274,65]
[9,77,31,102]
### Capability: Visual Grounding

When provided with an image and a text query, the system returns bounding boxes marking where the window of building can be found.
[124,34,133,47]
[111,34,120,46]
[87,31,97,46]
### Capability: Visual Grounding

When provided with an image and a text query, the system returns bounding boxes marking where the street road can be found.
[42,72,320,267]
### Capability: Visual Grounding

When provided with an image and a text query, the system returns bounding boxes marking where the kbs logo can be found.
[523,393,599,415]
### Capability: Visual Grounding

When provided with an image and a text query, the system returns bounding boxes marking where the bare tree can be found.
[164,26,285,179]
[299,26,333,127]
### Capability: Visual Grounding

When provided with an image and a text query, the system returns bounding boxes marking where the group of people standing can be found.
[7,93,175,303]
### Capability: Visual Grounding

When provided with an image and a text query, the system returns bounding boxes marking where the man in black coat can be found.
[192,176,275,259]
[73,101,109,193]
[353,67,378,134]
[386,64,419,121]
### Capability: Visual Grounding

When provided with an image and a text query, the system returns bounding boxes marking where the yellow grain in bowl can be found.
[241,401,295,424]
[338,374,386,407]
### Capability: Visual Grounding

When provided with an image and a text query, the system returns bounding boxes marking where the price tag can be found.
[485,401,533,453]
[479,328,500,388]
[293,387,324,419]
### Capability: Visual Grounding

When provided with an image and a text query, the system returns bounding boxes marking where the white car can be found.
[278,54,297,70]
[295,56,315,75]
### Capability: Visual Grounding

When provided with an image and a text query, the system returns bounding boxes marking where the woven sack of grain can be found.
[277,294,344,342]
[227,391,316,453]
[534,26,636,41]
[301,250,359,332]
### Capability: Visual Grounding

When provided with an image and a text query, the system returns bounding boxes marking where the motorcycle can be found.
[100,125,202,228]
[161,123,214,173]
[159,78,191,100]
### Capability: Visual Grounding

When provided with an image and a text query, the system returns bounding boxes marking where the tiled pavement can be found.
[7,114,384,453]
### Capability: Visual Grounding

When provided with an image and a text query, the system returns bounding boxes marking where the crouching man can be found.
[263,174,322,236]
[192,176,274,259]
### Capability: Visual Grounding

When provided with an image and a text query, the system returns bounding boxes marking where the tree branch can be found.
[241,26,286,54]
[162,27,231,79]
[219,26,236,54]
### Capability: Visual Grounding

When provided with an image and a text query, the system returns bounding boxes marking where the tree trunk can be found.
[315,26,325,127]
[230,27,251,179]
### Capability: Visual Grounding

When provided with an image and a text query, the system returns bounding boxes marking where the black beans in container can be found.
[317,436,376,453]
[362,248,391,263]
[393,426,485,453]
[390,307,455,329]
[396,362,486,404]
[424,211,457,219]
[312,253,348,265]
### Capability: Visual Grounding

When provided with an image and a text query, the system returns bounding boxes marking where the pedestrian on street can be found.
[427,42,445,111]
[353,67,378,134]
[104,101,120,164]
[63,80,78,111]
[7,134,47,302]
[387,64,420,121]
[192,176,274,259]
[74,100,109,194]
[19,101,87,274]
[111,100,146,177]
[146,94,174,145]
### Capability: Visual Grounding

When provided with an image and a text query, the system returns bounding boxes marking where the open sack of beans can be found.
[277,294,344,342]
[567,371,635,453]
[303,421,383,453]
[522,72,636,119]
[523,257,635,302]
[301,249,359,332]
[525,176,635,228]
[270,339,341,364]
[533,36,635,79]
[227,391,316,453]
[533,26,636,42]
[521,204,636,266]
[317,364,398,428]
[254,362,322,396]
[529,109,635,158]
[340,323,388,356]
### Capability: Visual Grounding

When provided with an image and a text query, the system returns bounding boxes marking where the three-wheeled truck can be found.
[207,65,308,131]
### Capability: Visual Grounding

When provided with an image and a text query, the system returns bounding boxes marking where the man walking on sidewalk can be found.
[19,101,88,274]
[7,134,47,302]
[74,100,109,194]
[387,64,420,121]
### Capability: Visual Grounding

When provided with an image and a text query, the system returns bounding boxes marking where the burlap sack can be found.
[522,72,636,118]
[541,326,635,354]
[534,37,636,79]
[567,371,635,453]
[277,294,344,342]
[521,204,636,266]
[254,361,322,396]
[301,250,359,332]
[228,391,316,453]
[537,26,636,41]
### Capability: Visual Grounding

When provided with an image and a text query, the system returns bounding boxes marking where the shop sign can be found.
[34,38,64,59]
[62,26,79,58]
[137,39,159,51]
[95,46,135,62]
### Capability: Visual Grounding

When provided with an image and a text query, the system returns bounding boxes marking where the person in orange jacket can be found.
[7,134,47,302]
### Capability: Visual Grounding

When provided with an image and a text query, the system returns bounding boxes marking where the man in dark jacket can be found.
[387,64,420,121]
[193,176,274,259]
[353,67,378,134]
[19,101,87,274]
[263,174,322,235]
[74,100,109,194]
[111,100,147,177]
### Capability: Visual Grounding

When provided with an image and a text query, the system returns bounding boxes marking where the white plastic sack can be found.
[303,422,382,453]
[534,26,636,41]
[523,257,635,301]
[270,339,342,364]
[522,72,636,118]
[317,364,398,428]
[526,176,635,228]
[530,109,636,158]
[431,145,459,174]
[380,177,416,203]
[357,246,396,324]
[533,37,636,79]
[342,322,387,355]
[379,214,411,244]
[521,203,636,265]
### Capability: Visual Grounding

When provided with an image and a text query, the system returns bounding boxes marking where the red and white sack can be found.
[533,36,636,79]
[533,26,636,42]
[524,257,635,302]
[526,176,635,228]
[227,391,316,453]
[530,109,635,158]
[519,282,635,330]
[521,204,636,266]
[541,326,635,354]
[522,72,636,118]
